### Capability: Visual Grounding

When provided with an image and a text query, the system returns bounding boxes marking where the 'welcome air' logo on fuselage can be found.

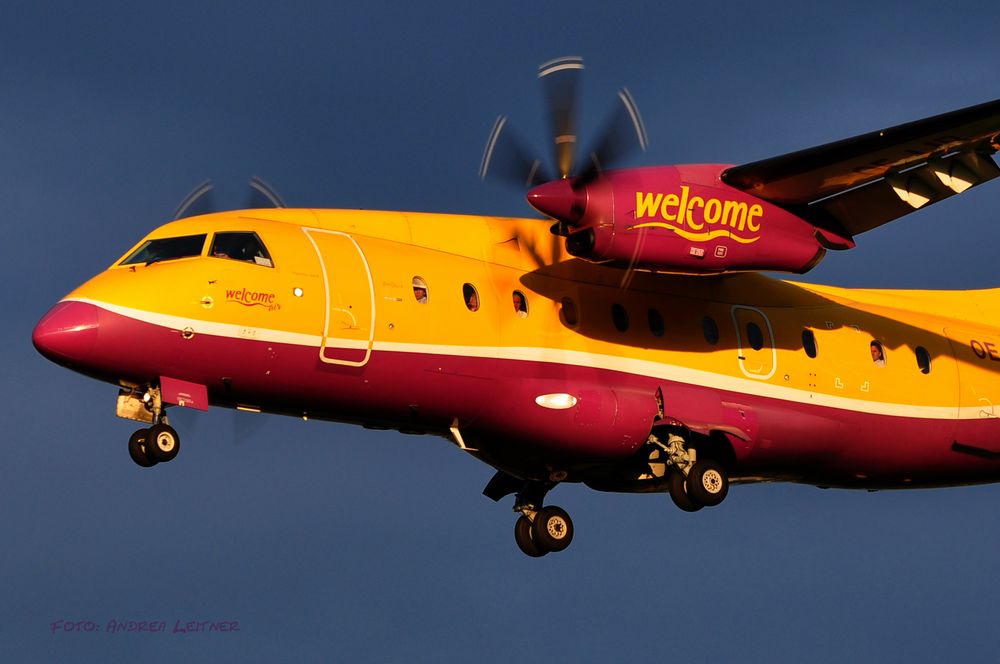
[225,288,281,311]
[630,187,764,244]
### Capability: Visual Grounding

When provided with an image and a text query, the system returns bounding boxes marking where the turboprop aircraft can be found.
[32,56,1000,557]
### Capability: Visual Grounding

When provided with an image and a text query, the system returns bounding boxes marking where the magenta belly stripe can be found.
[56,301,1000,488]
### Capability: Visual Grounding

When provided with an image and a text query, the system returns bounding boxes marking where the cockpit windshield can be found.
[120,234,207,266]
[209,232,273,267]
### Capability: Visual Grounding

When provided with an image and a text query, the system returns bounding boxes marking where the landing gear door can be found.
[731,306,776,380]
[304,229,376,367]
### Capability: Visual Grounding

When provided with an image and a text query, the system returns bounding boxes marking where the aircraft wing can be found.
[720,99,1000,236]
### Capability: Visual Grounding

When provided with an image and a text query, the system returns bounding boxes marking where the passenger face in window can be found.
[412,277,428,304]
[463,283,479,312]
[512,291,527,317]
[870,341,886,367]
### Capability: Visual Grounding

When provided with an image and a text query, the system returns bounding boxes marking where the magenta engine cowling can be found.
[528,165,841,274]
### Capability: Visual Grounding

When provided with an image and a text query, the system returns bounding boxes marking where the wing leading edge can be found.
[721,99,1000,237]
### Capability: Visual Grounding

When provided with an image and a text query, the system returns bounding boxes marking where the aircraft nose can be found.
[32,301,100,365]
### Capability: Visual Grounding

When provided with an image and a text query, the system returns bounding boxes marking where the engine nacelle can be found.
[527,164,852,274]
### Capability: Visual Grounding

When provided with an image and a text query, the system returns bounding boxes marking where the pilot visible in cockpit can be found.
[210,232,273,267]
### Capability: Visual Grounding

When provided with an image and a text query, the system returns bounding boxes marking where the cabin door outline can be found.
[730,305,777,380]
[944,327,1000,422]
[303,228,376,367]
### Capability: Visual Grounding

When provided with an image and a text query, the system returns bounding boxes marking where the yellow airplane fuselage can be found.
[36,208,1000,490]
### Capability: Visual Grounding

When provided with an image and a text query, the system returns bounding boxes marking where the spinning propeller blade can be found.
[247,176,286,209]
[538,56,584,179]
[173,179,215,220]
[480,56,648,221]
[577,87,648,184]
[479,116,552,188]
[173,177,287,220]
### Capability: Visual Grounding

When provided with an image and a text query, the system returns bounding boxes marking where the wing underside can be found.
[721,99,1000,237]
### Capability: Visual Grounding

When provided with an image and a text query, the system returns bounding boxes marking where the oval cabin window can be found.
[512,290,528,318]
[746,322,764,351]
[560,298,578,327]
[870,340,886,367]
[702,316,719,345]
[412,276,428,304]
[648,309,665,338]
[916,346,931,374]
[802,329,818,358]
[463,283,480,312]
[611,304,629,332]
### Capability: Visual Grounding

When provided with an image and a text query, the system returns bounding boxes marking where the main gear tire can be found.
[531,506,574,552]
[514,515,547,557]
[668,470,703,512]
[686,459,729,507]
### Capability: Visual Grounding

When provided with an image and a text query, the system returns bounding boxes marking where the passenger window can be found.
[512,290,528,318]
[463,283,480,312]
[412,277,428,304]
[611,304,629,332]
[121,234,207,266]
[560,298,578,327]
[210,232,273,267]
[802,329,818,358]
[916,346,931,374]
[702,316,719,345]
[746,322,764,351]
[648,309,665,338]
[870,340,886,367]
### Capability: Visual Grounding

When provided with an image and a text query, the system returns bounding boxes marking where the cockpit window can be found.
[120,234,207,266]
[210,232,273,267]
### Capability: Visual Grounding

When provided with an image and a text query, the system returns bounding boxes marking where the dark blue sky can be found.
[5,1,1000,661]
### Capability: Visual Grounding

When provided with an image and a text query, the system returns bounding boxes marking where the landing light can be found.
[535,393,578,410]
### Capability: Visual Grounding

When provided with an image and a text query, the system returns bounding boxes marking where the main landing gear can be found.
[656,431,729,512]
[511,483,574,557]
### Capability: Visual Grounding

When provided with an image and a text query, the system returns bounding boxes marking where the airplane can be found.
[32,56,1000,557]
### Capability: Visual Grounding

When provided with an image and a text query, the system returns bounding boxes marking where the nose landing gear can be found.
[126,422,181,468]
[119,385,182,468]
[127,429,157,468]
